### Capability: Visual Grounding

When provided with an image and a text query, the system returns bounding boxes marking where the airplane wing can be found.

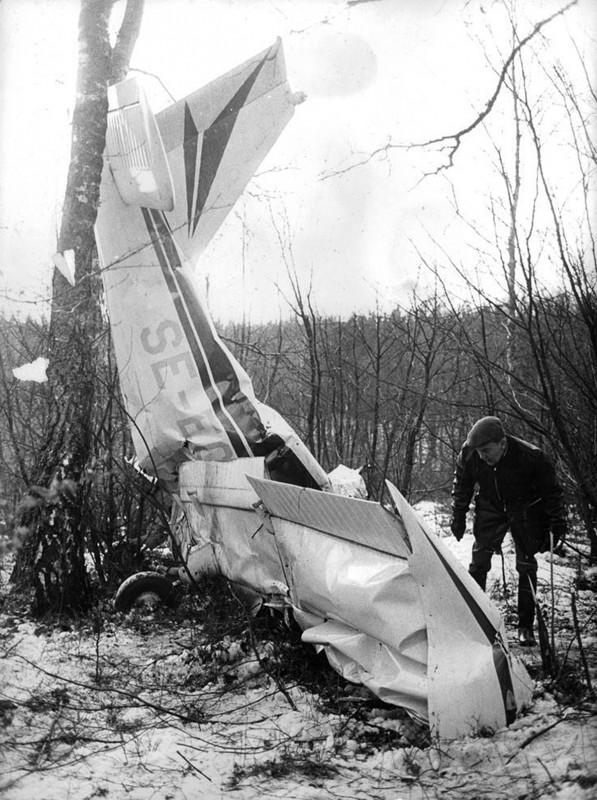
[228,474,533,739]
[173,456,534,739]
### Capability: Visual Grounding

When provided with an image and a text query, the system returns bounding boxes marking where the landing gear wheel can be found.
[114,571,179,612]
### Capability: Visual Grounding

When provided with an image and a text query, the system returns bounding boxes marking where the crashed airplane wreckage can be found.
[93,40,532,740]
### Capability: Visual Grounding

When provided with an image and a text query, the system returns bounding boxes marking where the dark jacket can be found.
[451,435,567,537]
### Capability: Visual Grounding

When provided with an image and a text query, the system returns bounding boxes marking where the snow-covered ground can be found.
[1,502,596,800]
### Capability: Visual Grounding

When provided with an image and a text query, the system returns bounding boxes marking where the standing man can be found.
[450,416,568,646]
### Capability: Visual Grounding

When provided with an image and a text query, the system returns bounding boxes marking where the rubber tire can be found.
[114,571,179,612]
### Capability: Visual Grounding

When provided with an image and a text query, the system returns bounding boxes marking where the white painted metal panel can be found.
[247,477,411,559]
[179,458,264,509]
[386,482,533,739]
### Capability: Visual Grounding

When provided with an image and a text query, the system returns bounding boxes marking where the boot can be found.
[517,571,537,640]
[518,627,536,646]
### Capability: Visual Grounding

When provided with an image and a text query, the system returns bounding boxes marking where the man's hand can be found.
[450,518,466,542]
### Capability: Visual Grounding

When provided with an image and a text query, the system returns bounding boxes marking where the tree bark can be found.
[11,0,144,614]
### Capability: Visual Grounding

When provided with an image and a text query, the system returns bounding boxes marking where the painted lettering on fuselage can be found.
[139,318,233,458]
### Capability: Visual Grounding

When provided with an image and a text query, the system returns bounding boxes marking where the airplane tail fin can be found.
[157,38,299,265]
[95,42,307,486]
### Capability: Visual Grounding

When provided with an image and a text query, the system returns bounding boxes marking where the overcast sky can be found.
[0,0,595,323]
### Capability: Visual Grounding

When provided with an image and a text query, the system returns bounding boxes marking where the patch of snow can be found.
[51,250,75,285]
[12,357,49,383]
[1,502,596,800]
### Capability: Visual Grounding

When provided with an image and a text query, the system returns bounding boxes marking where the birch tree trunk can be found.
[11,0,144,614]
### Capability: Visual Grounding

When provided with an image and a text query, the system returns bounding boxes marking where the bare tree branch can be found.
[110,0,145,84]
[321,0,578,182]
[418,0,578,172]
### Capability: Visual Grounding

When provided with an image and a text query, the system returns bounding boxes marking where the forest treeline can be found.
[218,287,595,516]
[2,276,595,577]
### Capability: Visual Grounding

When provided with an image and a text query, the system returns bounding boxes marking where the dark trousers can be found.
[469,499,548,628]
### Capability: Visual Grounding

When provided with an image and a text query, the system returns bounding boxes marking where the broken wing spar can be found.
[95,40,302,483]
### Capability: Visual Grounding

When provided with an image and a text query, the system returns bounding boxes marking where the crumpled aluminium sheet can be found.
[177,459,532,739]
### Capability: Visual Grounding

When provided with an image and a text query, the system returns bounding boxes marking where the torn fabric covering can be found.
[177,461,532,739]
[94,42,297,483]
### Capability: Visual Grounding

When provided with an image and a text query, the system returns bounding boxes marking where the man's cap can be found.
[466,416,505,448]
